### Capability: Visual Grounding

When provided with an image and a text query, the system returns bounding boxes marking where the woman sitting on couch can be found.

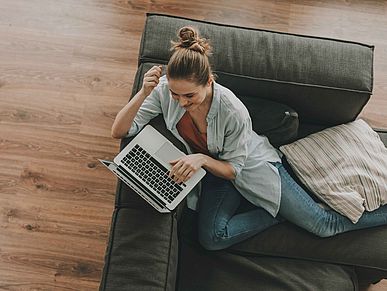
[111,26,387,250]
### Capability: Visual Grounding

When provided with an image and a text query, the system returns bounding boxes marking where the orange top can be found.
[177,112,210,155]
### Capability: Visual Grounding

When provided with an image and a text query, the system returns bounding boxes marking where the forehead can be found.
[167,78,202,94]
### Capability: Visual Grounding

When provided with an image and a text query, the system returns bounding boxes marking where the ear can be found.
[207,77,213,87]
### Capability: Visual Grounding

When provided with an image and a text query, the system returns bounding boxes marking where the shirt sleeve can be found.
[126,86,163,137]
[218,115,252,177]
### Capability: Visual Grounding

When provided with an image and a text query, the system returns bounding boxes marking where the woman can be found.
[112,26,387,250]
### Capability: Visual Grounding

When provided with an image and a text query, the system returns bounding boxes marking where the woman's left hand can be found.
[169,154,207,184]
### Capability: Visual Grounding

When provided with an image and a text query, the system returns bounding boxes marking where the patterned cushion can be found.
[280,119,387,223]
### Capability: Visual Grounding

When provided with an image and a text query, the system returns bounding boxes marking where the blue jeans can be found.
[198,162,387,250]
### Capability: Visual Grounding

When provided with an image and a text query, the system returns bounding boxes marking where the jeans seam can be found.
[211,191,229,240]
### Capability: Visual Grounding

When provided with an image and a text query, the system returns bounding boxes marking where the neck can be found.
[196,83,213,114]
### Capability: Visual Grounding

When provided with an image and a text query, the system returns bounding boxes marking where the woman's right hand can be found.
[141,65,163,97]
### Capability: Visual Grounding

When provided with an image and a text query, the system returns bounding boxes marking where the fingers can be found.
[169,159,183,180]
[144,67,161,84]
[144,65,162,79]
[175,167,191,184]
[142,65,163,96]
[169,158,198,184]
[180,168,194,182]
[143,75,159,87]
[170,169,190,184]
[169,160,189,184]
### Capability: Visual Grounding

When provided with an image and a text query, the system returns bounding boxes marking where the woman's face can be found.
[168,78,212,112]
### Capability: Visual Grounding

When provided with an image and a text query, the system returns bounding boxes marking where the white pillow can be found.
[280,119,387,223]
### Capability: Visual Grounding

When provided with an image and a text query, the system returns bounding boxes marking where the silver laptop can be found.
[99,125,206,213]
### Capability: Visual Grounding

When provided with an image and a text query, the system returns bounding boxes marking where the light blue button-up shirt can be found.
[127,76,282,217]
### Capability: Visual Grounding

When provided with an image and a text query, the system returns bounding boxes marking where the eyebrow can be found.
[169,89,196,97]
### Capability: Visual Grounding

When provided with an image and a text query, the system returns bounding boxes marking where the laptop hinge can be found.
[116,166,167,208]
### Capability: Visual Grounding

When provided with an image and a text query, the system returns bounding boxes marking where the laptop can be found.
[99,125,206,213]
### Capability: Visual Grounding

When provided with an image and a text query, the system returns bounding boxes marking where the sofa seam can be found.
[215,71,373,94]
[115,180,122,208]
[164,213,175,291]
[227,249,387,272]
[137,16,149,68]
[99,209,119,290]
[352,269,360,291]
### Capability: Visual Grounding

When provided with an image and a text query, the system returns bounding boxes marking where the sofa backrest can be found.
[137,13,374,128]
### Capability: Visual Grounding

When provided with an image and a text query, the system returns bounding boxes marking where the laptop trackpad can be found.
[155,142,184,165]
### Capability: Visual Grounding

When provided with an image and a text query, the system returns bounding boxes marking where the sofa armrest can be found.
[99,207,178,291]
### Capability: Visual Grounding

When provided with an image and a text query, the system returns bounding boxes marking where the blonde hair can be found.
[167,26,213,86]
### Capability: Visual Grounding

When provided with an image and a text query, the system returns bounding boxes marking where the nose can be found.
[178,97,189,107]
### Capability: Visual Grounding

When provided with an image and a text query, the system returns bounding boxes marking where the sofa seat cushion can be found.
[178,207,361,290]
[179,206,387,274]
[231,222,387,272]
[177,241,358,291]
[280,119,387,223]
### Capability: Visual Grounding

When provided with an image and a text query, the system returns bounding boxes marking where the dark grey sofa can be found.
[99,13,387,291]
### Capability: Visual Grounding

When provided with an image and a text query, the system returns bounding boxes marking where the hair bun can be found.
[179,26,197,44]
[172,26,211,55]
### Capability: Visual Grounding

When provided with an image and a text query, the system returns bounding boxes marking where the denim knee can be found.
[307,214,344,238]
[310,225,338,238]
[198,225,228,251]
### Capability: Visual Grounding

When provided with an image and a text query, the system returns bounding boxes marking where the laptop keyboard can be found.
[121,144,185,203]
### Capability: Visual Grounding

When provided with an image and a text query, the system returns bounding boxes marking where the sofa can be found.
[99,13,387,290]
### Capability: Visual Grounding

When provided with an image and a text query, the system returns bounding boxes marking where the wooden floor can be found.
[0,0,386,290]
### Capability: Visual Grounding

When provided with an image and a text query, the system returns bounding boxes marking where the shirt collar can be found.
[206,81,220,121]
